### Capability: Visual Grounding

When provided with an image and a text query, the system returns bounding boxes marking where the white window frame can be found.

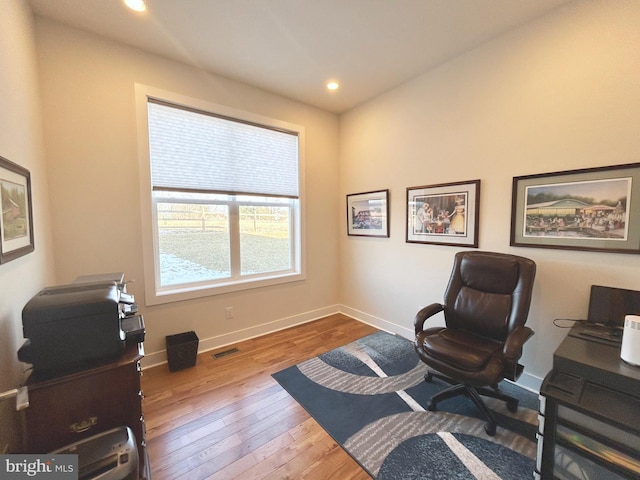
[135,84,305,306]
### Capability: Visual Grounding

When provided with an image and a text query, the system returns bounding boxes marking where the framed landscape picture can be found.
[0,156,34,263]
[406,179,480,247]
[510,163,640,254]
[347,189,389,237]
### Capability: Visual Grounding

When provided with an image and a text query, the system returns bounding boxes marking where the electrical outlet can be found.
[225,306,234,320]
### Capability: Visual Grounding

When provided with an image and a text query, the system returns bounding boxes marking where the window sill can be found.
[144,271,306,306]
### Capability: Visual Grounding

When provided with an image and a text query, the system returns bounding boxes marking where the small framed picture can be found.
[406,179,480,247]
[511,163,640,254]
[0,156,34,263]
[347,189,390,237]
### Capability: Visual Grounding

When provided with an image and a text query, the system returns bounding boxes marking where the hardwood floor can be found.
[141,314,378,479]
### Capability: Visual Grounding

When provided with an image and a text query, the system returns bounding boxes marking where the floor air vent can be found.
[213,347,239,359]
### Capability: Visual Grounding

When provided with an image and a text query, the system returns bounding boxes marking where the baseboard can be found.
[339,305,414,340]
[511,371,543,394]
[141,304,341,369]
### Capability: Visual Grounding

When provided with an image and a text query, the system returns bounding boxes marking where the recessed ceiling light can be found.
[124,0,147,12]
[326,81,340,91]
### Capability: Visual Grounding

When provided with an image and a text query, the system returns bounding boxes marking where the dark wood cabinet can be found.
[25,343,149,479]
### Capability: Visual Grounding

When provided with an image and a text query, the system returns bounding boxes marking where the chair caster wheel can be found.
[427,401,436,411]
[484,422,496,436]
[507,399,519,413]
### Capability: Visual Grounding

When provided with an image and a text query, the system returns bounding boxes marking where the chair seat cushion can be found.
[419,327,502,372]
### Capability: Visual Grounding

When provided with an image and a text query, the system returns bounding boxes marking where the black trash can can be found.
[166,331,199,372]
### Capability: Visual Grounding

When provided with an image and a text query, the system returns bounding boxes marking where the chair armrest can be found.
[503,326,534,360]
[414,303,444,334]
[502,326,534,381]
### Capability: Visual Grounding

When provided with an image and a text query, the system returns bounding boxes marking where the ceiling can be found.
[28,0,573,114]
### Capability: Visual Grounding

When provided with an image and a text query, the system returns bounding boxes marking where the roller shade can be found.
[148,100,299,198]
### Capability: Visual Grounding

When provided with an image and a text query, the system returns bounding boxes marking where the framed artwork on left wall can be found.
[0,155,34,263]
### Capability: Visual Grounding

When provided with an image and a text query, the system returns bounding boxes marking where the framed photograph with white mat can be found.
[346,189,389,237]
[0,155,34,263]
[406,179,480,247]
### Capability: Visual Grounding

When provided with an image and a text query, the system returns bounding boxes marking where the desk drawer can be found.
[26,361,141,453]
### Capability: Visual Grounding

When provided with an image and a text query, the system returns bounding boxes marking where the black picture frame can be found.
[0,156,34,263]
[406,179,480,247]
[510,163,640,254]
[347,189,390,237]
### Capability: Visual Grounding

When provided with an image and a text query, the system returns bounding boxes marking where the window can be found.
[136,86,304,305]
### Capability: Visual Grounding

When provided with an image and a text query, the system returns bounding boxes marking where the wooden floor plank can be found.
[142,314,377,479]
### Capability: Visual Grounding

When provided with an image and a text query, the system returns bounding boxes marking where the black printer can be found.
[18,276,144,376]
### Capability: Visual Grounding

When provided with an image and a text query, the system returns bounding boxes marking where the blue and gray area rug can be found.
[272,331,538,479]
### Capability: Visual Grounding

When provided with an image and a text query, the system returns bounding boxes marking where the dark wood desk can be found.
[536,327,640,479]
[25,343,149,479]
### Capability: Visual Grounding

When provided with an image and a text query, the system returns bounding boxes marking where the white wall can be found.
[339,0,640,389]
[17,0,640,397]
[33,18,341,365]
[0,0,55,452]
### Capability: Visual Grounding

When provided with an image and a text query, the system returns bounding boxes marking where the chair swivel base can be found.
[424,372,519,436]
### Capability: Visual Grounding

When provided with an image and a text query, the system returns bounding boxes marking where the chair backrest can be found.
[443,251,536,342]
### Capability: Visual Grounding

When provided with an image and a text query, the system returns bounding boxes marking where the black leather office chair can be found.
[414,251,536,435]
